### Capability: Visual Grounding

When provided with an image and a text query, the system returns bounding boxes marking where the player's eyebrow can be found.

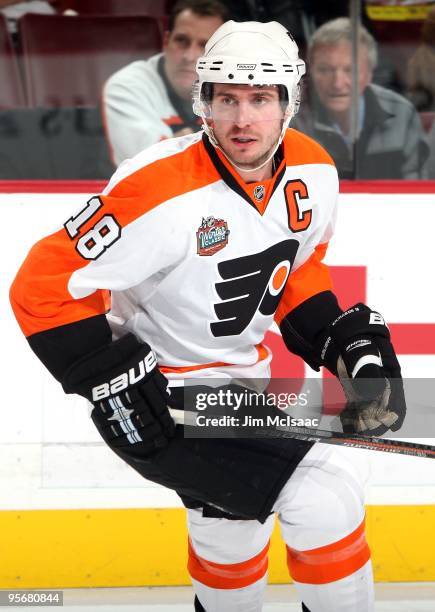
[215,87,277,98]
[214,91,238,99]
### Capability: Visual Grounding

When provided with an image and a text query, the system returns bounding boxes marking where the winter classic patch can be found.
[196,216,230,256]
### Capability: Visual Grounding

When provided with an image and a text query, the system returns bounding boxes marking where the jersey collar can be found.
[202,133,286,215]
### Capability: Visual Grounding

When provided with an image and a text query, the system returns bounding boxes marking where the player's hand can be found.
[336,356,398,434]
[62,334,175,457]
[320,304,406,436]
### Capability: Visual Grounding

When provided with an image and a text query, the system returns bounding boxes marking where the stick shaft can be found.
[168,408,435,459]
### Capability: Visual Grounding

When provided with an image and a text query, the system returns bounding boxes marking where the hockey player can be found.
[10,21,405,612]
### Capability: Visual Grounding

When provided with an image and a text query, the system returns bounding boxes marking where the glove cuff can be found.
[62,333,157,400]
[279,291,342,371]
[315,304,390,375]
[330,304,390,344]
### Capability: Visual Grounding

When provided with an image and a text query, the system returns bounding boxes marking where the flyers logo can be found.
[210,240,299,337]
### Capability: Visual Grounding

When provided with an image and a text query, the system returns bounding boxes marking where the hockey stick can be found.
[168,407,435,459]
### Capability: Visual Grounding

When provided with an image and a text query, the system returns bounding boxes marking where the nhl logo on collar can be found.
[197,216,230,256]
[254,185,265,202]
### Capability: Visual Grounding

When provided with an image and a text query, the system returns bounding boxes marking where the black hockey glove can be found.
[318,304,406,436]
[62,333,175,458]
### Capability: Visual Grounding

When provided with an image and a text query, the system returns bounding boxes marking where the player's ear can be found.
[163,30,170,51]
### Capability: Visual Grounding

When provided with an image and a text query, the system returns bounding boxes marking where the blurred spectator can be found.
[292,17,429,179]
[103,0,227,166]
[407,6,435,111]
[0,0,55,34]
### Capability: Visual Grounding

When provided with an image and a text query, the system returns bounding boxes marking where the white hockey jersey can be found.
[11,129,338,382]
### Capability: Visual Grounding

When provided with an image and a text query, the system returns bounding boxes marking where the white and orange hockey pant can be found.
[188,443,374,612]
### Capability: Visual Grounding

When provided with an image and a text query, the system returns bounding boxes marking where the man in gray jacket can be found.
[292,17,429,179]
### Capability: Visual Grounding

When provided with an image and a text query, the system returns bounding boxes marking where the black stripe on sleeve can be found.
[28,314,113,383]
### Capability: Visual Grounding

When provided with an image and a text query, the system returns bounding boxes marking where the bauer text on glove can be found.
[62,333,176,457]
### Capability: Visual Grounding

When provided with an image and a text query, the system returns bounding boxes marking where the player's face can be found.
[310,41,372,117]
[210,84,285,170]
[163,10,223,100]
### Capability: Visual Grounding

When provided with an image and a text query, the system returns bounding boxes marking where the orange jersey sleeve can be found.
[274,242,333,326]
[10,136,219,339]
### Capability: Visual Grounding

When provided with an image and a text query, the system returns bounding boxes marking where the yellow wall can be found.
[1,505,435,588]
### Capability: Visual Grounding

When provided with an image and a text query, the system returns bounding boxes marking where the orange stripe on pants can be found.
[286,519,371,584]
[188,538,270,589]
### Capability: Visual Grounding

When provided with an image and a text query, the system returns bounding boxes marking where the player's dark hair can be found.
[168,0,229,32]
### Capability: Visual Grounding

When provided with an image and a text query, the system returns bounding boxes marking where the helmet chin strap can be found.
[201,107,293,175]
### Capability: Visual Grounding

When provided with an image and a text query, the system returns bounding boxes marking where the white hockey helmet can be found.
[192,20,306,169]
